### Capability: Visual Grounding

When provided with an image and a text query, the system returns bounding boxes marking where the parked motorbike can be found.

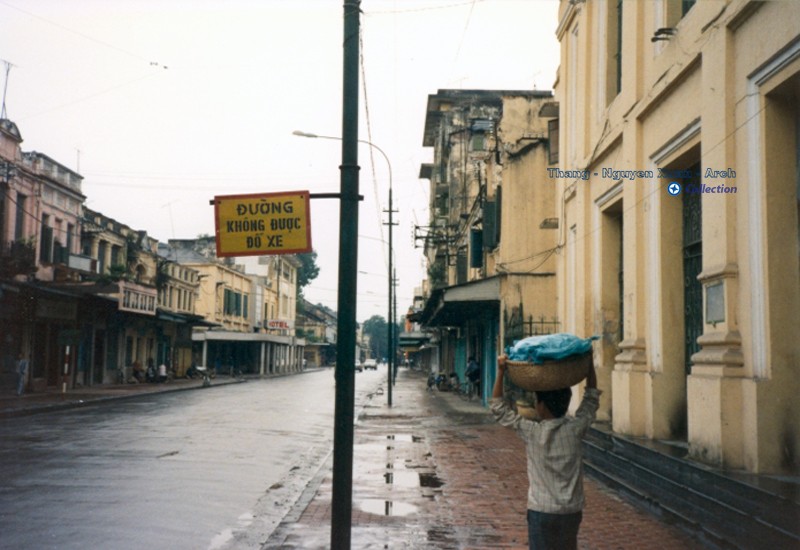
[186,363,202,379]
[186,363,216,387]
[186,363,216,380]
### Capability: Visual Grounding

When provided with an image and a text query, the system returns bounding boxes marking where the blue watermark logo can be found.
[667,182,682,196]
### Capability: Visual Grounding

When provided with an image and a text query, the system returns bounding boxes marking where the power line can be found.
[359,27,388,271]
[20,72,158,121]
[0,0,157,65]
[365,0,486,15]
[452,0,477,69]
[2,188,76,239]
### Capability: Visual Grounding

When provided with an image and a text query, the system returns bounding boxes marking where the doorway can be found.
[93,330,106,384]
[682,163,703,376]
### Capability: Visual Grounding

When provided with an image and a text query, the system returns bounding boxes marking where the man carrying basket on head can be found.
[491,351,600,550]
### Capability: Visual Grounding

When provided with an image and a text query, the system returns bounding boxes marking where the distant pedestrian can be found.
[427,371,437,391]
[132,360,145,383]
[16,353,29,396]
[466,355,480,395]
[158,362,167,383]
[491,354,600,550]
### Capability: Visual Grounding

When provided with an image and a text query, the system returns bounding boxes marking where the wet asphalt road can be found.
[0,369,384,550]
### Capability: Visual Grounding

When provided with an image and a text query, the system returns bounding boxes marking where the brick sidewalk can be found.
[265,369,704,549]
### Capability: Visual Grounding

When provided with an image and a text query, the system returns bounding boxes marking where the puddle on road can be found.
[359,499,418,516]
[208,528,233,550]
[381,469,445,490]
[383,471,418,487]
[237,512,254,526]
[419,472,444,488]
[385,433,425,450]
[207,512,254,550]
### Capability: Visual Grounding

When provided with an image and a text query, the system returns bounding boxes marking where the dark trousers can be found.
[527,509,582,550]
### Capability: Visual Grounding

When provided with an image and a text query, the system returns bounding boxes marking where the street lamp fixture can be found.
[294,129,397,406]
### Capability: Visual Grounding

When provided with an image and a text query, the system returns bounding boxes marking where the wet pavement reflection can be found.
[265,369,705,550]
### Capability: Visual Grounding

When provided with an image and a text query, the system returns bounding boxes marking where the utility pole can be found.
[384,189,398,404]
[293,132,393,410]
[393,266,398,381]
[331,1,360,548]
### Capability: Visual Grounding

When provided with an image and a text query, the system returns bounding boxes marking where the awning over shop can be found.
[398,331,430,351]
[416,277,501,327]
[157,309,218,327]
[192,329,303,346]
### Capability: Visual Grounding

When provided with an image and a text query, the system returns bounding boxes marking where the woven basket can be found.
[506,352,592,391]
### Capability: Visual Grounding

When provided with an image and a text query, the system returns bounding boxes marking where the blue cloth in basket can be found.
[506,333,597,364]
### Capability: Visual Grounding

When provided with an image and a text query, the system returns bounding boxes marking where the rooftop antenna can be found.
[1,60,14,120]
[161,199,179,239]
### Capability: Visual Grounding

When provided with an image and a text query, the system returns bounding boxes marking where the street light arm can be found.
[293,130,392,191]
[294,128,396,404]
[292,130,319,138]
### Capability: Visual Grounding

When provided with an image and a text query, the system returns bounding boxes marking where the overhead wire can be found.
[451,0,477,74]
[0,1,168,123]
[358,26,389,272]
[2,186,77,240]
[19,72,160,122]
[0,0,157,65]
[365,0,486,16]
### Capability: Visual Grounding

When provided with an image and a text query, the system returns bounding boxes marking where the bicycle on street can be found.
[454,378,477,401]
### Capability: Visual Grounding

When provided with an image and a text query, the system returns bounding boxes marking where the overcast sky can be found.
[0,0,560,322]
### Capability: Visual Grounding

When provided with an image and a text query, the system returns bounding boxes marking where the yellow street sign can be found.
[214,191,312,257]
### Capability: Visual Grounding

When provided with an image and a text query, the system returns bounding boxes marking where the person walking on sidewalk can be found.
[491,354,600,550]
[16,352,29,396]
[465,355,480,396]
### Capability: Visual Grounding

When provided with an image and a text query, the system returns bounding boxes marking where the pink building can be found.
[0,119,89,392]
[0,119,38,278]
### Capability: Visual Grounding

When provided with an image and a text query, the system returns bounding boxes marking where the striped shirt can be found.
[491,388,601,514]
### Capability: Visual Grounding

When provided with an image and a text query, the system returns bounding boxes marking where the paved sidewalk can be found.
[265,369,705,549]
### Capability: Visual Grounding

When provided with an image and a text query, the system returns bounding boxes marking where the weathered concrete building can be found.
[415,89,558,402]
[554,0,799,475]
[167,237,305,376]
[0,122,94,390]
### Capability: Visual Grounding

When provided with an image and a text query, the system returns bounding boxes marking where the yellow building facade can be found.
[416,90,560,402]
[487,96,560,354]
[555,0,799,474]
[191,262,253,332]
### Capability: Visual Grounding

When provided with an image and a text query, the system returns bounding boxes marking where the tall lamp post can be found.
[332,3,360,547]
[293,130,396,406]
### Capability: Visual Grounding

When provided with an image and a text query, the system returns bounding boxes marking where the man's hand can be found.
[492,355,508,399]
[497,354,508,373]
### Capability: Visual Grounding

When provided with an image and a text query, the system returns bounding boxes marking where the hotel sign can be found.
[266,319,294,330]
[214,191,312,257]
